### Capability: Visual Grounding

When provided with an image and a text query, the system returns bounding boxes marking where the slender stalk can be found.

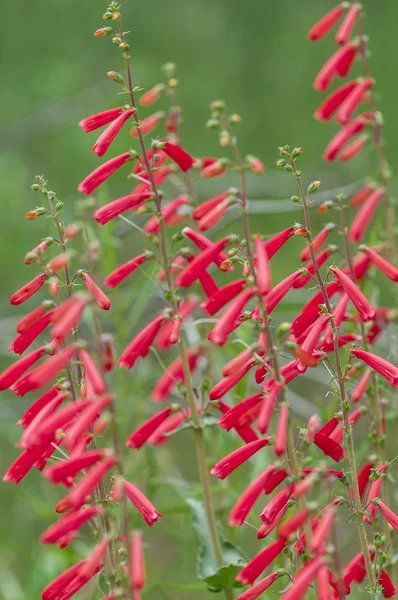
[288,156,376,591]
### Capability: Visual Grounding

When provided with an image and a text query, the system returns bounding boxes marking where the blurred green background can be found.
[1,1,398,598]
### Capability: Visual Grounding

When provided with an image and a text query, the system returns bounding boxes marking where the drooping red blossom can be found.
[209,287,255,346]
[56,457,117,513]
[313,41,358,91]
[123,480,163,526]
[257,505,289,539]
[236,538,286,585]
[131,531,146,590]
[216,401,259,444]
[126,407,173,449]
[80,272,111,309]
[314,432,345,462]
[17,387,64,429]
[119,315,165,369]
[201,279,246,315]
[176,237,229,288]
[139,85,163,106]
[309,506,336,553]
[24,238,53,265]
[228,469,275,527]
[10,273,48,305]
[324,113,373,161]
[330,407,363,445]
[274,404,289,456]
[217,393,262,431]
[237,571,280,600]
[51,297,87,344]
[263,269,305,314]
[363,464,388,524]
[41,558,101,600]
[79,107,123,133]
[156,298,197,349]
[350,184,373,207]
[10,310,54,354]
[19,392,67,451]
[94,191,154,225]
[148,410,188,445]
[314,80,357,121]
[201,158,228,178]
[357,461,373,499]
[209,358,255,400]
[40,506,102,544]
[17,304,49,334]
[222,347,257,378]
[211,438,269,480]
[78,535,110,579]
[63,395,112,450]
[182,227,230,269]
[300,225,333,262]
[144,194,189,234]
[192,191,230,220]
[281,557,325,600]
[330,267,375,322]
[336,3,361,45]
[264,466,289,494]
[341,134,368,161]
[198,196,232,231]
[92,108,135,156]
[161,141,195,172]
[376,500,398,532]
[308,5,345,41]
[131,112,163,137]
[152,348,201,402]
[78,152,133,195]
[337,78,373,125]
[294,248,333,289]
[296,314,330,371]
[262,226,295,259]
[350,186,384,242]
[254,236,272,295]
[43,450,105,486]
[79,349,106,395]
[351,349,398,387]
[278,508,311,540]
[379,569,397,598]
[363,245,398,281]
[104,252,150,288]
[261,485,294,524]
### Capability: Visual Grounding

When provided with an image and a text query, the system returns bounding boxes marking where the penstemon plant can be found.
[2,1,398,599]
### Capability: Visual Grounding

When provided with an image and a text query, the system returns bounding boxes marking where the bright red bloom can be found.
[126,407,173,449]
[24,238,53,265]
[228,468,276,527]
[237,571,280,600]
[330,267,375,322]
[56,457,117,513]
[261,485,293,524]
[274,404,289,456]
[63,395,112,450]
[41,558,101,600]
[104,252,150,288]
[257,506,289,539]
[18,387,63,429]
[379,570,397,598]
[162,142,195,172]
[43,450,105,486]
[263,466,289,494]
[148,410,187,445]
[336,3,361,45]
[341,134,367,161]
[349,187,384,242]
[79,108,123,133]
[92,108,135,156]
[324,113,372,161]
[80,349,106,395]
[51,297,87,344]
[314,432,345,462]
[216,401,258,444]
[314,80,357,121]
[78,152,133,195]
[343,551,370,590]
[209,287,255,346]
[300,225,332,262]
[350,185,373,208]
[10,273,47,305]
[281,557,325,600]
[364,245,398,281]
[278,508,311,540]
[131,112,162,137]
[144,194,189,234]
[357,461,373,499]
[17,304,48,334]
[119,315,165,369]
[80,273,110,309]
[193,191,229,220]
[209,359,255,400]
[19,392,67,451]
[182,227,230,269]
[309,506,336,553]
[363,465,388,524]
[201,279,246,316]
[41,506,102,544]
[337,78,373,125]
[94,191,153,225]
[78,536,110,580]
[236,538,286,585]
[211,438,269,480]
[201,158,227,178]
[254,236,271,295]
[351,348,398,387]
[263,269,305,314]
[198,196,231,231]
[263,227,295,259]
[139,85,162,106]
[152,348,201,402]
[10,310,53,354]
[131,531,146,589]
[157,298,197,349]
[330,407,362,445]
[376,500,398,532]
[217,393,262,431]
[176,237,229,288]
[308,5,345,41]
[294,248,332,289]
[296,314,330,371]
[313,41,358,91]
[123,479,163,526]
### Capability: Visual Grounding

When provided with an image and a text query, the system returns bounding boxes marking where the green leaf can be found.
[164,414,219,436]
[186,498,247,592]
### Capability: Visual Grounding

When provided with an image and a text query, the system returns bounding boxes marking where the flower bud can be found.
[94,27,113,37]
[26,208,46,220]
[308,181,321,194]
[107,71,124,84]
[65,223,81,239]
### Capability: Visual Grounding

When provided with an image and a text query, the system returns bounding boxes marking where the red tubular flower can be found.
[19,392,67,451]
[126,407,173,449]
[209,288,255,346]
[131,112,162,137]
[78,152,132,195]
[152,348,200,402]
[40,506,102,544]
[18,387,64,429]
[351,349,398,387]
[330,407,362,445]
[336,3,361,45]
[263,227,295,259]
[379,570,397,598]
[314,432,345,462]
[264,467,289,495]
[254,236,271,295]
[201,158,227,178]
[144,195,189,234]
[92,109,135,156]
[17,304,48,334]
[294,248,332,289]
[80,349,106,395]
[274,404,289,456]
[237,571,280,600]
[314,81,357,121]
[201,279,246,316]
[300,225,332,262]
[376,500,398,532]
[281,557,325,600]
[148,410,187,445]
[261,485,293,524]
[78,536,110,579]
[176,237,229,288]
[123,480,163,526]
[309,506,336,553]
[350,185,373,207]
[317,564,332,600]
[308,5,345,41]
[182,227,230,269]
[264,269,305,315]
[364,245,398,281]
[161,141,195,172]
[263,360,303,392]
[341,134,367,161]
[139,85,163,106]
[349,187,384,242]
[211,438,269,480]
[119,315,165,369]
[43,450,105,485]
[192,191,229,220]
[52,297,87,344]
[63,395,112,450]
[198,196,231,231]
[56,457,117,513]
[209,358,255,400]
[10,273,47,305]
[10,311,53,354]
[222,348,257,379]
[80,273,110,310]
[229,468,275,527]
[337,78,374,125]
[79,108,123,133]
[357,461,373,499]
[217,393,262,431]
[343,551,369,590]
[330,267,375,322]
[157,298,197,349]
[257,506,289,539]
[41,558,101,600]
[216,402,258,444]
[3,441,51,484]
[131,531,146,590]
[362,465,388,524]
[296,315,330,371]
[104,252,150,288]
[24,238,53,264]
[313,41,357,91]
[93,191,153,225]
[278,508,311,540]
[236,538,286,585]
[324,113,372,161]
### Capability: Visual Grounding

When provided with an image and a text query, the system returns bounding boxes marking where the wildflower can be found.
[357,461,373,499]
[41,559,101,600]
[313,41,358,91]
[78,152,133,195]
[264,269,305,314]
[80,272,111,309]
[341,134,368,161]
[79,107,123,132]
[10,310,53,355]
[24,238,53,264]
[379,570,397,598]
[254,236,272,295]
[211,438,269,480]
[294,248,332,289]
[363,245,398,282]
[237,571,280,600]
[78,536,110,579]
[51,297,87,344]
[314,80,357,121]
[209,359,256,400]
[131,112,163,137]
[94,191,153,225]
[148,410,187,445]
[63,395,112,450]
[278,508,311,540]
[274,404,289,456]
[126,407,173,449]
[216,401,259,444]
[308,5,346,41]
[363,465,387,523]
[263,227,295,259]
[351,349,398,387]
[10,273,47,305]
[324,113,373,161]
[198,196,232,231]
[104,252,151,288]
[123,480,163,526]
[229,468,279,527]
[131,531,146,589]
[314,433,345,462]
[161,141,195,172]
[92,109,135,157]
[261,486,293,524]
[337,78,373,125]
[43,450,105,485]
[309,506,336,553]
[281,557,325,600]
[140,84,163,106]
[144,195,189,234]
[182,227,230,269]
[336,3,361,45]
[209,288,255,346]
[376,500,398,532]
[192,191,230,220]
[201,158,228,178]
[350,185,373,207]
[152,348,201,402]
[176,237,229,288]
[217,393,262,431]
[119,315,165,369]
[330,267,375,322]
[300,225,333,262]
[18,387,65,429]
[40,506,102,544]
[201,279,246,316]
[157,298,197,349]
[236,538,286,585]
